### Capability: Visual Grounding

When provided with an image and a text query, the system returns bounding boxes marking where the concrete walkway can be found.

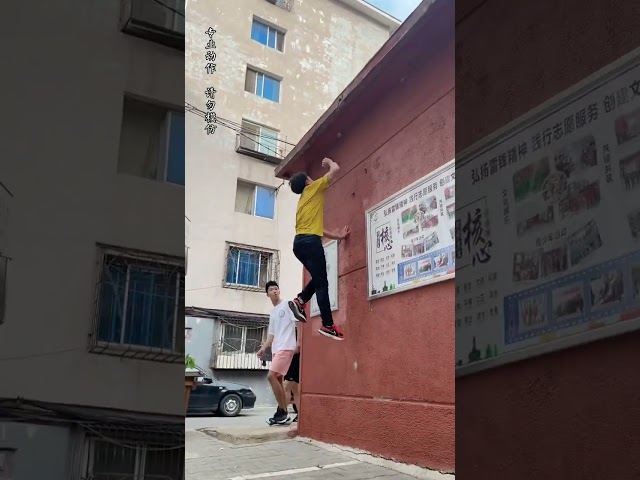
[186,429,446,480]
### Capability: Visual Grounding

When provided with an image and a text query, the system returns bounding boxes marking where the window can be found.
[251,19,284,51]
[240,120,280,156]
[235,181,276,219]
[245,68,281,102]
[265,0,294,11]
[224,244,278,290]
[117,96,185,186]
[93,247,184,355]
[85,439,183,480]
[221,324,266,354]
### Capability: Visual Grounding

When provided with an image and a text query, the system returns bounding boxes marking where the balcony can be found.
[235,131,290,165]
[213,342,271,370]
[120,0,185,50]
[212,316,271,370]
[265,0,294,12]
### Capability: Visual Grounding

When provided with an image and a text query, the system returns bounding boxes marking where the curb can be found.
[199,425,298,445]
[295,437,455,480]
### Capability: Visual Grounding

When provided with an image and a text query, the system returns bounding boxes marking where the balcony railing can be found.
[212,341,272,370]
[235,133,290,165]
[120,0,185,50]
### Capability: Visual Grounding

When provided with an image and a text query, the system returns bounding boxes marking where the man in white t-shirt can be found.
[257,281,302,425]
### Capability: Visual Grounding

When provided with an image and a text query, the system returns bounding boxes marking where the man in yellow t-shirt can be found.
[287,157,350,340]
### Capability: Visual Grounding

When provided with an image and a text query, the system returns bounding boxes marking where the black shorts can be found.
[284,353,300,383]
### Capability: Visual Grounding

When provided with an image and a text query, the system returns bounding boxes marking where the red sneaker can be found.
[318,324,344,341]
[288,298,307,323]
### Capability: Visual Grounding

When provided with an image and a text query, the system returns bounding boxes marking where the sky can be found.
[365,0,422,21]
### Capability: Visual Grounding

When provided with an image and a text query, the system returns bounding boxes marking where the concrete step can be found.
[199,424,298,445]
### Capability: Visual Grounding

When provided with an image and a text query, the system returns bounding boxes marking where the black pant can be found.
[293,234,334,328]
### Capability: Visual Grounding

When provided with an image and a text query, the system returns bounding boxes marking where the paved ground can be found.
[186,407,277,431]
[186,429,422,480]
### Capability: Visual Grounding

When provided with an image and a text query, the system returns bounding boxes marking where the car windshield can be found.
[196,366,215,380]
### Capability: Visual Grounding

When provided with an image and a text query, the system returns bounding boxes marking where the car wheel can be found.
[219,394,242,417]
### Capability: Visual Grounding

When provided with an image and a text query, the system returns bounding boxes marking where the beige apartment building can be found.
[1,0,185,478]
[185,0,399,403]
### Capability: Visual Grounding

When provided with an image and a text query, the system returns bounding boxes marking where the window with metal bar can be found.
[225,249,270,288]
[95,248,184,353]
[223,244,278,291]
[220,324,266,355]
[86,439,183,480]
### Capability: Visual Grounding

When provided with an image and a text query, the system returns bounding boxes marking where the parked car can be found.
[186,366,257,417]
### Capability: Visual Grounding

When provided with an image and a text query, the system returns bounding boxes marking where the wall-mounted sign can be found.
[366,160,456,300]
[456,49,640,376]
[310,240,339,317]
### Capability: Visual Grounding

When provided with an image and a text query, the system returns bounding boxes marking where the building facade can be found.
[185,0,398,404]
[275,0,455,472]
[1,0,186,478]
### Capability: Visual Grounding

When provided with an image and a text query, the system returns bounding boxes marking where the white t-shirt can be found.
[268,301,297,353]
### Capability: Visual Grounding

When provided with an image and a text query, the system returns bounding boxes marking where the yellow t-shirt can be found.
[295,175,330,236]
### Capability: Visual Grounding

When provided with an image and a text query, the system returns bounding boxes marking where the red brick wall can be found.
[456,0,640,478]
[294,1,455,471]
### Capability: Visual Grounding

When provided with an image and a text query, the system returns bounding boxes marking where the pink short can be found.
[270,350,295,376]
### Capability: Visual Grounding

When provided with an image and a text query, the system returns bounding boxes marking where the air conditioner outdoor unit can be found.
[121,0,185,44]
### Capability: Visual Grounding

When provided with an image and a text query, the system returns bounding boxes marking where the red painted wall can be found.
[456,0,640,478]
[286,1,455,472]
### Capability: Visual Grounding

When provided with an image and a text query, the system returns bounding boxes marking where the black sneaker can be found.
[266,408,280,425]
[272,408,290,425]
[288,298,307,323]
[318,324,344,340]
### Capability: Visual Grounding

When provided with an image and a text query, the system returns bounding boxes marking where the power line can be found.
[219,120,285,159]
[185,103,286,159]
[0,179,13,197]
[185,102,298,151]
[0,347,83,363]
[152,0,185,17]
[184,106,289,194]
[217,116,298,148]
[185,284,223,292]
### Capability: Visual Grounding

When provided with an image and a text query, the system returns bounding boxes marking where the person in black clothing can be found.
[284,352,300,422]
[284,331,301,422]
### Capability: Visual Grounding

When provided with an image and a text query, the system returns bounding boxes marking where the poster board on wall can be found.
[310,240,339,317]
[366,159,456,300]
[455,48,640,376]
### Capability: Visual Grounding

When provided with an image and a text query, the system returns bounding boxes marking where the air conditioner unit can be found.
[133,0,184,34]
[121,0,185,49]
